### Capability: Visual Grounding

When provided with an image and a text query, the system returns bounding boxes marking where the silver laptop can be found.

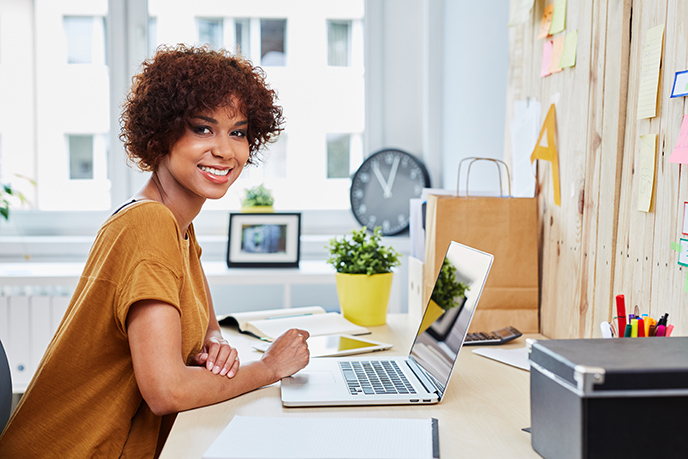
[281,241,493,407]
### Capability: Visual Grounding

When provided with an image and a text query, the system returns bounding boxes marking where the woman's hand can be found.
[192,336,240,378]
[260,328,310,380]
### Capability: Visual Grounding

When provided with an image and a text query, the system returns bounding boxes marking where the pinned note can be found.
[508,0,535,27]
[637,134,656,212]
[541,40,554,77]
[670,241,688,291]
[559,30,578,68]
[668,115,688,164]
[637,25,665,120]
[550,35,566,74]
[537,4,554,39]
[670,70,688,98]
[531,104,561,206]
[549,0,566,35]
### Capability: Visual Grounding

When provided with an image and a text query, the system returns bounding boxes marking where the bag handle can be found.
[457,157,512,197]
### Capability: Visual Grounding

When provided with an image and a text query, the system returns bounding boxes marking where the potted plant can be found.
[326,226,401,326]
[420,258,470,334]
[241,184,275,213]
[1,180,31,222]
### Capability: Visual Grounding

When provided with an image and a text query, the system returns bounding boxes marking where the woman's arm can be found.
[126,299,309,416]
[188,270,240,378]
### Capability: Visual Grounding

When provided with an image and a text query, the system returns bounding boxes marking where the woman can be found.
[0,45,310,457]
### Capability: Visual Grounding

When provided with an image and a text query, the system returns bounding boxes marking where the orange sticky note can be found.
[669,114,688,164]
[538,4,554,39]
[541,40,553,77]
[550,36,566,73]
[531,104,561,206]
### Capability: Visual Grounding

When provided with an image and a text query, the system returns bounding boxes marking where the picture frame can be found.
[226,212,301,268]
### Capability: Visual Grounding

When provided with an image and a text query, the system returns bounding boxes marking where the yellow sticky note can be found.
[537,4,554,39]
[549,0,566,35]
[559,30,578,68]
[637,25,665,120]
[550,36,566,73]
[637,134,657,212]
[531,104,561,206]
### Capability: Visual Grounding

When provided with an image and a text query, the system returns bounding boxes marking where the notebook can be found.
[281,241,493,407]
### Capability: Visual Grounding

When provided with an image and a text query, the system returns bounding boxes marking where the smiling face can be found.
[156,104,250,205]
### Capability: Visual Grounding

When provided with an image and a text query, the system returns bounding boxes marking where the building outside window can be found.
[0,0,364,224]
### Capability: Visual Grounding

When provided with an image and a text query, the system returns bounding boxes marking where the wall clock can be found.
[350,148,431,236]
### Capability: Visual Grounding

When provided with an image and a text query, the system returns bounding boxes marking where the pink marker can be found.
[656,325,666,337]
[665,325,674,337]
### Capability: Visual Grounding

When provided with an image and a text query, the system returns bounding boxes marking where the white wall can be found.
[441,0,509,193]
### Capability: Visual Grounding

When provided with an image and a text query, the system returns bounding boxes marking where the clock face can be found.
[350,149,431,235]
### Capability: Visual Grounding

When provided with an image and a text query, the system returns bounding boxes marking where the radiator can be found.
[0,294,70,392]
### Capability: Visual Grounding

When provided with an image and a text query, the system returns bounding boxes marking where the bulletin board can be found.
[505,0,688,338]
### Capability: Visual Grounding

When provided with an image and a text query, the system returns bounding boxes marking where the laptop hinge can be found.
[407,358,444,398]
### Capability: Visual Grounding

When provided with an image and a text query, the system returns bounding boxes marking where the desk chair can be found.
[0,339,12,433]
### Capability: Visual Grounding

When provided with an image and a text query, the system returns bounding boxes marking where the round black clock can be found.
[350,148,431,235]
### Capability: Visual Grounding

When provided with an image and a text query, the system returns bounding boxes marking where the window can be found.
[63,16,106,65]
[327,134,351,178]
[234,19,250,58]
[260,19,286,66]
[148,17,158,55]
[328,21,350,66]
[68,135,94,180]
[197,18,223,49]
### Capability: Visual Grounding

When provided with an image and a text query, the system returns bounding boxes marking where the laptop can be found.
[281,241,494,407]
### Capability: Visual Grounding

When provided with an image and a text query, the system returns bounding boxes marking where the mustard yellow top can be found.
[0,202,209,458]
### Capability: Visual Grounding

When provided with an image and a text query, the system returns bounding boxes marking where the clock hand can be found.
[384,156,400,198]
[371,162,392,197]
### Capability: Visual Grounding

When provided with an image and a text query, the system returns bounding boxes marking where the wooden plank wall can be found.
[505,0,688,338]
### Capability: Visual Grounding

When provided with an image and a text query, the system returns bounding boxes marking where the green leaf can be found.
[326,226,401,274]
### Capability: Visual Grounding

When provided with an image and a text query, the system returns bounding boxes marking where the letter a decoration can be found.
[530,104,561,206]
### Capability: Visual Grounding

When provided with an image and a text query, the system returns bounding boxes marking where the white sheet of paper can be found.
[510,100,540,198]
[203,416,436,459]
[472,346,530,371]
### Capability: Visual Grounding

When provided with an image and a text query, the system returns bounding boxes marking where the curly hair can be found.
[120,45,284,171]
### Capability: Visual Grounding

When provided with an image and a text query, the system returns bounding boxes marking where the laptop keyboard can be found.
[339,361,417,396]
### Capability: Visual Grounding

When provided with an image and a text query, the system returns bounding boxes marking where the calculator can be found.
[463,326,522,345]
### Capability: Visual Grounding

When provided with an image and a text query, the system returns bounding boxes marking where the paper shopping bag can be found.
[423,164,539,333]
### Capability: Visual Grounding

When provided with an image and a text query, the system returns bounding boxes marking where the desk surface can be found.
[160,314,542,458]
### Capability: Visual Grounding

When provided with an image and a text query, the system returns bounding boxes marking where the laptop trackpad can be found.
[285,371,336,385]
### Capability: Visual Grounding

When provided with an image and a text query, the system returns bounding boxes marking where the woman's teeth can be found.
[199,165,229,176]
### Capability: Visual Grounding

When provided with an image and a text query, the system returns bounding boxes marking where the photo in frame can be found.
[227,212,301,268]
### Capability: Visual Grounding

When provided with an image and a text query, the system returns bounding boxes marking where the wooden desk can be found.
[160,314,542,458]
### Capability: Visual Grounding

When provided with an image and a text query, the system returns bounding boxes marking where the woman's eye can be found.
[193,125,212,135]
[232,130,247,138]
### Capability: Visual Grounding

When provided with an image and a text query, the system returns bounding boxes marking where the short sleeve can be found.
[115,259,183,334]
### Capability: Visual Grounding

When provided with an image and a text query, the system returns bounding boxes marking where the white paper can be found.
[203,415,435,459]
[510,100,540,198]
[472,346,530,371]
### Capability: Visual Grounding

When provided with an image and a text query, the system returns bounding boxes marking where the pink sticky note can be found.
[541,40,553,77]
[669,114,688,164]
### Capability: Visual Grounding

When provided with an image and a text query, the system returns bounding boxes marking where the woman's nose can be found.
[213,135,235,160]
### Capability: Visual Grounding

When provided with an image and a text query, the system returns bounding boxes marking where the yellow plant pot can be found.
[335,272,393,326]
[241,206,274,213]
[419,299,445,334]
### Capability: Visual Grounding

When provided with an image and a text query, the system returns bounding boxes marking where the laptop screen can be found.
[409,241,493,397]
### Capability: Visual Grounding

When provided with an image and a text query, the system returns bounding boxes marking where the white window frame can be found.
[0,0,442,262]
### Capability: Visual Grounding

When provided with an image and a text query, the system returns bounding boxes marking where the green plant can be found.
[326,226,401,275]
[431,258,469,311]
[241,184,274,207]
[1,181,30,221]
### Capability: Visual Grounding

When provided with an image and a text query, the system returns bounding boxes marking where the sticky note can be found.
[531,104,561,206]
[668,115,688,164]
[550,35,566,73]
[670,70,688,98]
[537,4,554,39]
[541,40,554,77]
[559,30,578,68]
[679,239,688,267]
[637,134,656,212]
[508,0,535,27]
[549,0,566,35]
[671,241,682,252]
[637,25,665,120]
